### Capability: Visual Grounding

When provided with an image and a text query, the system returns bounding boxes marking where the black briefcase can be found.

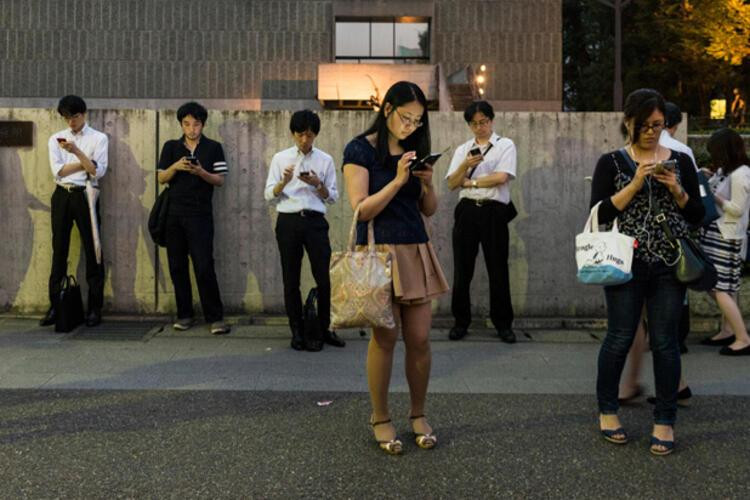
[148,187,170,247]
[55,275,85,333]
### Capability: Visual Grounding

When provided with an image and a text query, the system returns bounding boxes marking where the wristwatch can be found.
[471,180,478,188]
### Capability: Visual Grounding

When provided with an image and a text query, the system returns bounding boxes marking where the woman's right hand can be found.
[631,161,655,190]
[395,151,417,187]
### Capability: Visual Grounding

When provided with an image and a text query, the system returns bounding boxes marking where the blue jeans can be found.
[597,259,684,426]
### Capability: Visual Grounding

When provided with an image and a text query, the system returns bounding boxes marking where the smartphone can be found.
[186,155,198,165]
[653,159,677,175]
[409,147,450,172]
[299,171,311,177]
[56,137,67,143]
[469,147,482,157]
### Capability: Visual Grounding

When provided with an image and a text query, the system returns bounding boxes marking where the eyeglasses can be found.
[394,108,423,129]
[470,118,491,128]
[640,122,665,134]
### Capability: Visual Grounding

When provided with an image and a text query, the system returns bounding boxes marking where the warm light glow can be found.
[480,64,486,72]
[710,99,727,120]
[476,75,485,84]
[478,88,485,95]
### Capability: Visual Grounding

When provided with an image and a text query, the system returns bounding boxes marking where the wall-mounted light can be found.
[475,64,487,98]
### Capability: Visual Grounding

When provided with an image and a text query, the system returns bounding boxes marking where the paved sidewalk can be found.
[0,318,748,499]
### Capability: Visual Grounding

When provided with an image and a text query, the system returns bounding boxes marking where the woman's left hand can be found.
[411,162,434,187]
[652,169,682,197]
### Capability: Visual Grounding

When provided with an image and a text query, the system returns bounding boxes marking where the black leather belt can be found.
[283,210,324,217]
[56,184,86,192]
[461,198,500,207]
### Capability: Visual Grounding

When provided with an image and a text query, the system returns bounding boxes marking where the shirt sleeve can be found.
[92,133,109,180]
[342,139,371,171]
[721,167,750,218]
[49,135,66,178]
[212,144,228,175]
[322,156,339,204]
[264,153,283,203]
[676,153,704,225]
[589,153,621,224]
[445,145,465,179]
[157,141,173,171]
[495,141,517,179]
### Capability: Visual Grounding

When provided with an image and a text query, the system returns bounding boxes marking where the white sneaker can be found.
[173,318,195,331]
[210,321,231,335]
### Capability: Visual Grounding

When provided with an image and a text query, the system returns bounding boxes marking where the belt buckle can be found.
[60,184,74,192]
[474,199,484,207]
[300,210,308,217]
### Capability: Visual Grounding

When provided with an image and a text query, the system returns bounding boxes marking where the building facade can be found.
[0,0,562,111]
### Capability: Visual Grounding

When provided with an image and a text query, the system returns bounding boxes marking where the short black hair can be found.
[664,102,682,128]
[289,110,321,135]
[463,101,495,123]
[177,101,208,124]
[620,88,666,144]
[57,95,87,117]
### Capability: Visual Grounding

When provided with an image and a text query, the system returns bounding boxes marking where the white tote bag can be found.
[575,202,635,286]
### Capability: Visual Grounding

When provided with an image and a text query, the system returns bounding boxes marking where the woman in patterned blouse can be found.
[589,88,704,456]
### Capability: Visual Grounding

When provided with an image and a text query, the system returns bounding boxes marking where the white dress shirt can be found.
[445,132,516,203]
[48,123,109,186]
[264,146,339,214]
[659,129,697,171]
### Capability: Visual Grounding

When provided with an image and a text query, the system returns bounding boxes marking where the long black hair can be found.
[359,81,431,164]
[620,88,666,144]
[707,128,750,176]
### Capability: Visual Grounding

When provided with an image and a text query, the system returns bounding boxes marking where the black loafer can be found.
[719,344,750,356]
[647,386,692,407]
[448,327,468,341]
[700,335,735,346]
[497,328,516,344]
[290,328,305,351]
[323,330,346,348]
[39,307,57,327]
[305,338,324,352]
[85,309,101,327]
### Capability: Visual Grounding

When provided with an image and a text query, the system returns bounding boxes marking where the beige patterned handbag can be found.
[330,206,396,329]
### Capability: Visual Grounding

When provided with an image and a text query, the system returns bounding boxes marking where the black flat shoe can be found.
[647,386,692,407]
[323,330,346,348]
[719,344,750,356]
[497,328,516,344]
[85,309,101,327]
[290,328,305,351]
[701,335,735,346]
[448,327,468,341]
[39,307,56,327]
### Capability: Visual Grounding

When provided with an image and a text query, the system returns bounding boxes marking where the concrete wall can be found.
[3,108,729,319]
[0,0,561,111]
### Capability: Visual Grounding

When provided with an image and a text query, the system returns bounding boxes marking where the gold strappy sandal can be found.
[409,414,437,449]
[370,418,403,455]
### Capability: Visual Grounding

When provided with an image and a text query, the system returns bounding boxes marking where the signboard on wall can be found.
[0,121,33,147]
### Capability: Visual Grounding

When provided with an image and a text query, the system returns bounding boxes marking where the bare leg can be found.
[619,309,648,399]
[367,302,401,442]
[709,290,735,340]
[715,291,750,349]
[401,301,434,436]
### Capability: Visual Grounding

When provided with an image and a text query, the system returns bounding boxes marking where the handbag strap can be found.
[346,205,376,252]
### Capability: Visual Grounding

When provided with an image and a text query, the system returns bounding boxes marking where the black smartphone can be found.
[186,155,198,165]
[409,147,450,172]
[469,147,482,157]
[299,171,311,177]
[653,159,677,175]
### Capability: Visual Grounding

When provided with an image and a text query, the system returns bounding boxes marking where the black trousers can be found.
[275,212,331,332]
[451,198,514,330]
[48,186,104,311]
[166,214,224,323]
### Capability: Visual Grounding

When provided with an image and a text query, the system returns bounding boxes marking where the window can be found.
[335,17,430,63]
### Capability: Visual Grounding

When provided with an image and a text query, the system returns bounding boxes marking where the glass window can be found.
[336,22,370,57]
[335,18,430,62]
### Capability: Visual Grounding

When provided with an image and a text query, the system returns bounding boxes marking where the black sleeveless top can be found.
[343,136,429,245]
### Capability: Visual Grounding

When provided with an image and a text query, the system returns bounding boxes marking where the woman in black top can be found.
[589,89,703,456]
[343,81,449,455]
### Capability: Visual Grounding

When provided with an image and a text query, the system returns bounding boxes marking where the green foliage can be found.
[564,0,750,118]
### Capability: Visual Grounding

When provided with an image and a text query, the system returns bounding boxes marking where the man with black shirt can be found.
[40,95,108,328]
[157,102,230,335]
[445,101,517,343]
[265,110,344,351]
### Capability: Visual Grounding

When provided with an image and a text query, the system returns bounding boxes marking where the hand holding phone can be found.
[653,159,677,175]
[469,147,482,157]
[56,137,67,144]
[409,147,450,172]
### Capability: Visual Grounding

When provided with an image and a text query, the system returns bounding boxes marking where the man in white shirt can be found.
[265,110,343,351]
[445,101,517,343]
[41,95,108,328]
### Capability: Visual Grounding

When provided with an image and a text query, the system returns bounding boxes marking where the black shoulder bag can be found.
[148,187,170,247]
[55,275,85,333]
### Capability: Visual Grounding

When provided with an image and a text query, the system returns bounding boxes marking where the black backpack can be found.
[303,288,323,351]
[148,187,169,247]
